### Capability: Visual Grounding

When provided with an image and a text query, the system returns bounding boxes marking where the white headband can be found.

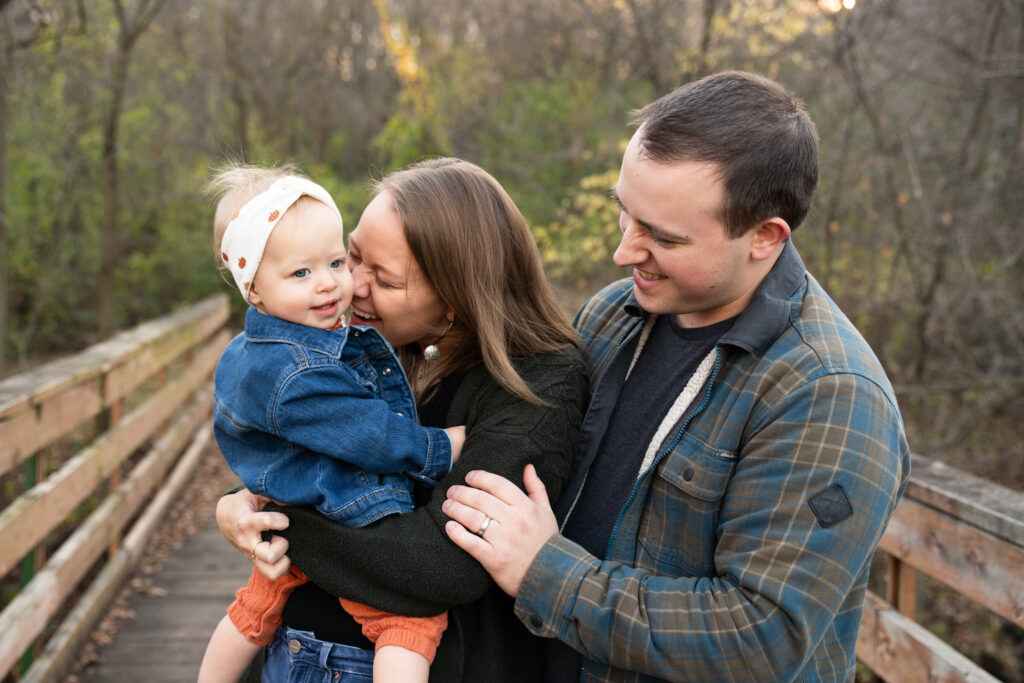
[220,176,343,303]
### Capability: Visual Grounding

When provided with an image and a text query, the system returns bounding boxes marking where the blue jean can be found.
[263,626,373,682]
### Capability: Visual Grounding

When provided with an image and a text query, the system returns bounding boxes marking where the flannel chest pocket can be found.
[636,434,735,576]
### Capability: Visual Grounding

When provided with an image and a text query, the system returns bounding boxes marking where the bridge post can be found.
[886,555,917,620]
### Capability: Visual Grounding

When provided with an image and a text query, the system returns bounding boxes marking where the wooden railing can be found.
[0,295,230,682]
[0,294,1020,682]
[857,455,1024,681]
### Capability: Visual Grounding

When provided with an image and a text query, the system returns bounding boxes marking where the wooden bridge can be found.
[73,479,251,682]
[1,296,1022,682]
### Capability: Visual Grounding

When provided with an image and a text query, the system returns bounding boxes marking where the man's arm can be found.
[448,372,909,680]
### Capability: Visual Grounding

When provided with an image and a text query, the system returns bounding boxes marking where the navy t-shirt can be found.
[546,313,735,682]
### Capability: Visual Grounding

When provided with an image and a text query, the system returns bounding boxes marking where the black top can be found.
[280,370,466,647]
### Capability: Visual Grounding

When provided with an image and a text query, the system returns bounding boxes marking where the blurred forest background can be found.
[3,1,1023,482]
[1,0,1023,678]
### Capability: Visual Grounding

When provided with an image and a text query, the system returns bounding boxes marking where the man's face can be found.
[612,130,764,328]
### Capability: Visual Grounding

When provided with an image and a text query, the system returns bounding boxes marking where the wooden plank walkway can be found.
[75,515,251,682]
[71,447,251,683]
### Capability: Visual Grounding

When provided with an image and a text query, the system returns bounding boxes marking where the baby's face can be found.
[248,200,353,329]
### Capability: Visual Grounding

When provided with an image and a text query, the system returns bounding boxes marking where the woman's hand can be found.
[216,488,292,580]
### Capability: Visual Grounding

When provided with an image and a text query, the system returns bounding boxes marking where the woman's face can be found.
[347,190,452,349]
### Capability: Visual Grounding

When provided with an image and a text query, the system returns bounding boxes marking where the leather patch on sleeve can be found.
[808,483,853,528]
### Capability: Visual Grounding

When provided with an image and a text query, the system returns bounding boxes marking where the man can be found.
[443,70,910,681]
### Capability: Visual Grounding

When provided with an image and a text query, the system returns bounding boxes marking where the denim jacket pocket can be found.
[636,433,735,577]
[343,355,380,396]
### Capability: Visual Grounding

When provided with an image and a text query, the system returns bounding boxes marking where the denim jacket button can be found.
[287,638,302,654]
[396,412,404,417]
[683,468,695,481]
[352,329,361,336]
[529,615,544,629]
[382,367,392,376]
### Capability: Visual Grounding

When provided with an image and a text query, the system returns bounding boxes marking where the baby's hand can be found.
[445,425,467,464]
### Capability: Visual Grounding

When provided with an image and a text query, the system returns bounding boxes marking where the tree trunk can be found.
[222,3,249,158]
[697,0,717,76]
[97,0,167,339]
[97,42,128,340]
[0,9,9,377]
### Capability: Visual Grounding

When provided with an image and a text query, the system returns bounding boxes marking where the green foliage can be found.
[535,169,623,291]
[371,99,452,169]
[305,165,375,223]
[466,71,635,228]
[2,0,1023,476]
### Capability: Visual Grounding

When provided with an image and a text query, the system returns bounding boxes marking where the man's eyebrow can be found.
[609,186,688,243]
[609,186,623,207]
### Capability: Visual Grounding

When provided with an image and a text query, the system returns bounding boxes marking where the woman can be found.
[216,157,589,681]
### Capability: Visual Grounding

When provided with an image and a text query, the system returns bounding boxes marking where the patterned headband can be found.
[220,176,342,304]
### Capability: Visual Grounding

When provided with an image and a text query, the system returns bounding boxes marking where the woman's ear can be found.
[750,217,791,261]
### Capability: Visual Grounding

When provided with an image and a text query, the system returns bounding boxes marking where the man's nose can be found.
[613,217,647,267]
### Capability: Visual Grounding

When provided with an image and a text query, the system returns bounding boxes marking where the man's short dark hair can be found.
[632,71,819,238]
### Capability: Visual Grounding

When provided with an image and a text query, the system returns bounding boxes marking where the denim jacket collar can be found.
[243,306,348,357]
[620,239,806,354]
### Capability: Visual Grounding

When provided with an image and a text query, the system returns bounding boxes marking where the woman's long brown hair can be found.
[377,157,578,405]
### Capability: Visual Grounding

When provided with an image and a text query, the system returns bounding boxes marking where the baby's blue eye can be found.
[292,268,310,278]
[330,259,344,268]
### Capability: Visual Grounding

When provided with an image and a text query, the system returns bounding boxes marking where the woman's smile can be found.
[350,305,380,322]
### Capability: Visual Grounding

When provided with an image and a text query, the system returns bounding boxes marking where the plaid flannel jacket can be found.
[516,241,911,682]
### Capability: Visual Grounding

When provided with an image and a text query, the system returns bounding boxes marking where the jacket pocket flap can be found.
[657,436,735,502]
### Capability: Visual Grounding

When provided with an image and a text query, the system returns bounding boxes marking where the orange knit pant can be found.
[227,566,447,663]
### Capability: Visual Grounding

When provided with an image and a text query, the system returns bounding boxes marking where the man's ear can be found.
[750,217,791,261]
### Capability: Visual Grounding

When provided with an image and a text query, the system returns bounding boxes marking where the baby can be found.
[198,166,462,682]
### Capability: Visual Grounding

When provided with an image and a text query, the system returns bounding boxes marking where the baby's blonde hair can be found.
[206,162,303,272]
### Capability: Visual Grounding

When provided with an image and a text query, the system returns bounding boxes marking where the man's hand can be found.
[215,488,292,580]
[443,464,558,596]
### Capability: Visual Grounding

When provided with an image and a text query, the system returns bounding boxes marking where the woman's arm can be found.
[279,348,588,617]
[216,489,293,580]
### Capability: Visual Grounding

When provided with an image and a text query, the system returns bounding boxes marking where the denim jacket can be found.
[516,241,911,682]
[214,307,452,527]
